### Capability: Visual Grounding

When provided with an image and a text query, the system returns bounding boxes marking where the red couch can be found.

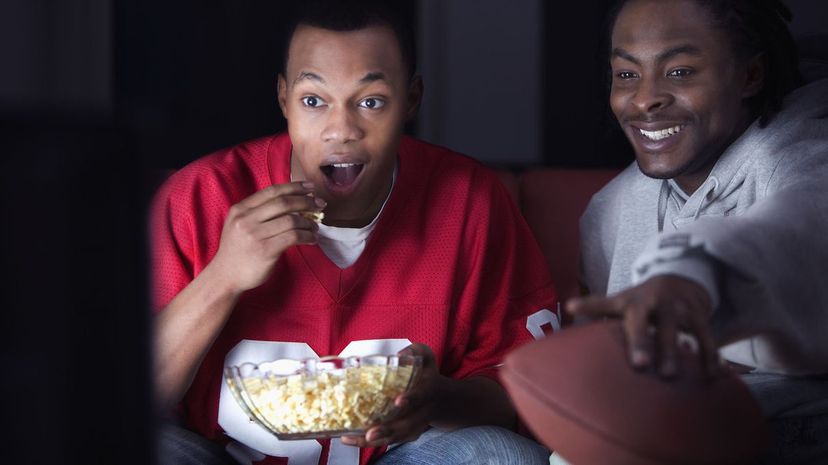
[497,168,621,312]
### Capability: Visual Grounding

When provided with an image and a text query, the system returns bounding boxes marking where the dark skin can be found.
[569,276,719,377]
[567,0,765,377]
[279,25,518,447]
[155,25,518,440]
[607,0,763,195]
[341,344,517,447]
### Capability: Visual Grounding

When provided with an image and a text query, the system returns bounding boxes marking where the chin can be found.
[635,159,686,180]
[638,167,682,180]
[632,144,700,179]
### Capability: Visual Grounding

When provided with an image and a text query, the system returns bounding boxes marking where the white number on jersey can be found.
[526,307,561,339]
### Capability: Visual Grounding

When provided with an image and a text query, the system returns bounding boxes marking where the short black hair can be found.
[281,0,417,80]
[605,0,802,127]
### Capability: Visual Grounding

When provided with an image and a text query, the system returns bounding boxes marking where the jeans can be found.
[375,426,550,465]
[158,423,548,465]
[744,372,828,464]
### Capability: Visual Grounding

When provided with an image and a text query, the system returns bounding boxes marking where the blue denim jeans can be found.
[374,426,550,465]
[159,423,548,465]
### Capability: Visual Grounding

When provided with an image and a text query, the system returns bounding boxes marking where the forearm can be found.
[633,200,828,372]
[154,263,241,408]
[430,376,516,431]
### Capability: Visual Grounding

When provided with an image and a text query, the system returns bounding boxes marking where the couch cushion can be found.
[495,169,521,206]
[520,168,620,309]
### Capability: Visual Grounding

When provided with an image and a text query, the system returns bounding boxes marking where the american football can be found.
[501,320,768,465]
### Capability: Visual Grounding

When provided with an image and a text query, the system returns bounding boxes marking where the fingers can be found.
[575,277,721,379]
[566,295,624,318]
[685,310,721,377]
[226,183,325,249]
[339,422,420,448]
[398,343,434,360]
[339,435,365,447]
[349,346,437,448]
[375,418,429,445]
[348,409,428,447]
[248,193,326,224]
[235,181,315,211]
[657,310,679,378]
[224,204,319,259]
[566,293,658,371]
[390,392,420,423]
[254,213,318,241]
[624,303,654,370]
[342,427,397,448]
[398,343,437,381]
[263,228,319,254]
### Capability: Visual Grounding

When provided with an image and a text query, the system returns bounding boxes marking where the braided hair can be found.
[606,0,803,127]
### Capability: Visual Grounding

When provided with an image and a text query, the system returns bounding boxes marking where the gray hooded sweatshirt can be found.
[580,78,828,421]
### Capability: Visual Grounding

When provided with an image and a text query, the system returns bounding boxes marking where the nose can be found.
[630,77,673,114]
[321,105,364,144]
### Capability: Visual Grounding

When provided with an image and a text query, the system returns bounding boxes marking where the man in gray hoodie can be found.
[568,0,828,461]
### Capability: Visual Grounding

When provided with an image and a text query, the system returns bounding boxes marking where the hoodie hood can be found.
[659,78,828,231]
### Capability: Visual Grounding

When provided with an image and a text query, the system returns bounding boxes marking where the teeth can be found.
[640,125,685,141]
[331,163,358,168]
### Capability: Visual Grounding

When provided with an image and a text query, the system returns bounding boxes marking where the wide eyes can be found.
[358,97,386,109]
[300,95,386,110]
[301,96,325,108]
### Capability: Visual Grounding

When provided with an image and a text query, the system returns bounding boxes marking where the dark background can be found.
[1,1,825,463]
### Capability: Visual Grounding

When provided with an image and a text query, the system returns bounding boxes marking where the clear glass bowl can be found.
[224,354,421,440]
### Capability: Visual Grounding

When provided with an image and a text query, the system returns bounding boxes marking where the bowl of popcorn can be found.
[224,354,421,440]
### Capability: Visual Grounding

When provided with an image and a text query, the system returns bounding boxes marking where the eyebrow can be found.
[612,44,703,65]
[293,71,325,86]
[359,71,387,84]
[292,71,389,87]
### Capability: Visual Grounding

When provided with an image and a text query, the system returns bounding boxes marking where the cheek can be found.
[286,107,323,137]
[694,93,736,134]
[363,121,404,164]
[609,90,626,119]
[286,118,310,145]
[364,109,406,138]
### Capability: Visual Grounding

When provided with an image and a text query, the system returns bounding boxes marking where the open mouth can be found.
[320,162,364,188]
[638,124,686,141]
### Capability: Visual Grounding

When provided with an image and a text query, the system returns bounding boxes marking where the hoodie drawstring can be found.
[658,177,720,232]
[692,177,720,221]
[657,180,670,232]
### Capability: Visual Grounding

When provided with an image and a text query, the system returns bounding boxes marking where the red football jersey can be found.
[151,133,558,465]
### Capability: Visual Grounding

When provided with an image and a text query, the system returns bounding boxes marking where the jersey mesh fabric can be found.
[151,133,557,465]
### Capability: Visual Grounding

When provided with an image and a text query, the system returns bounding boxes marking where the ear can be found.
[277,74,288,118]
[742,52,766,99]
[405,75,424,121]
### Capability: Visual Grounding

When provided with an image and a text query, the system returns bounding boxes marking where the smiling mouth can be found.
[320,162,364,187]
[638,124,686,141]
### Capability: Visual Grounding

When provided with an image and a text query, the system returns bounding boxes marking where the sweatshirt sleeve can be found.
[630,142,828,375]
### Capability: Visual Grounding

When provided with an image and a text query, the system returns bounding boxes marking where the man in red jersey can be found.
[151,1,556,464]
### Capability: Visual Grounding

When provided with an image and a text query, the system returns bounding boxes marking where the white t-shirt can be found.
[316,168,396,269]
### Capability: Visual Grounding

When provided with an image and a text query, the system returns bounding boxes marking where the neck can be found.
[674,163,716,195]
